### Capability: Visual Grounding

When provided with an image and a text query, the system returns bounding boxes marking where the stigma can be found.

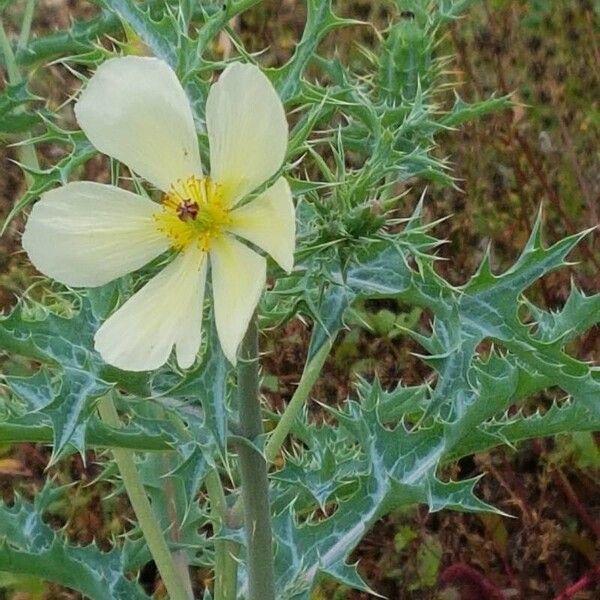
[154,176,231,251]
[177,199,199,221]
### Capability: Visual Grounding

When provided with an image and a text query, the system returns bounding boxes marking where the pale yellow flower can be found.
[22,57,295,371]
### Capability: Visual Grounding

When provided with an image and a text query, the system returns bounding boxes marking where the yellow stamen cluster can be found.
[154,176,231,252]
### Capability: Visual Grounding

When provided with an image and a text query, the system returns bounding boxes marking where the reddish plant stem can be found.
[512,132,575,232]
[532,439,600,540]
[489,457,567,593]
[552,564,600,600]
[513,131,600,271]
[439,563,506,600]
[553,468,600,539]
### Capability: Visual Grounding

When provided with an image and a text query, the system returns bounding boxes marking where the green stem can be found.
[160,454,195,600]
[17,0,35,50]
[264,339,332,463]
[0,20,20,82]
[205,470,239,600]
[0,420,172,450]
[235,317,275,600]
[228,336,334,528]
[0,12,40,183]
[97,396,191,600]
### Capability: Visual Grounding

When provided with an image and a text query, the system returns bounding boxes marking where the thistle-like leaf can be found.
[0,488,151,600]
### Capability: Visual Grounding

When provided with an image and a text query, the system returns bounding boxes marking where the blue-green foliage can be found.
[0,485,151,600]
[0,1,598,598]
[256,207,600,598]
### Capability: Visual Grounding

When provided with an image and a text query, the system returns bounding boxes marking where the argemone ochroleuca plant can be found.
[4,3,600,600]
[21,57,295,371]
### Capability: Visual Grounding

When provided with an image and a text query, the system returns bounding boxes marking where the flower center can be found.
[154,176,231,251]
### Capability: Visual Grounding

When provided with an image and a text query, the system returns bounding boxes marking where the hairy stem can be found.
[235,317,275,600]
[97,396,191,600]
[228,336,333,528]
[205,469,239,600]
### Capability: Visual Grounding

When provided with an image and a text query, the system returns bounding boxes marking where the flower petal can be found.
[75,56,201,192]
[94,247,207,372]
[209,236,266,364]
[21,182,169,288]
[207,63,287,206]
[228,177,295,272]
